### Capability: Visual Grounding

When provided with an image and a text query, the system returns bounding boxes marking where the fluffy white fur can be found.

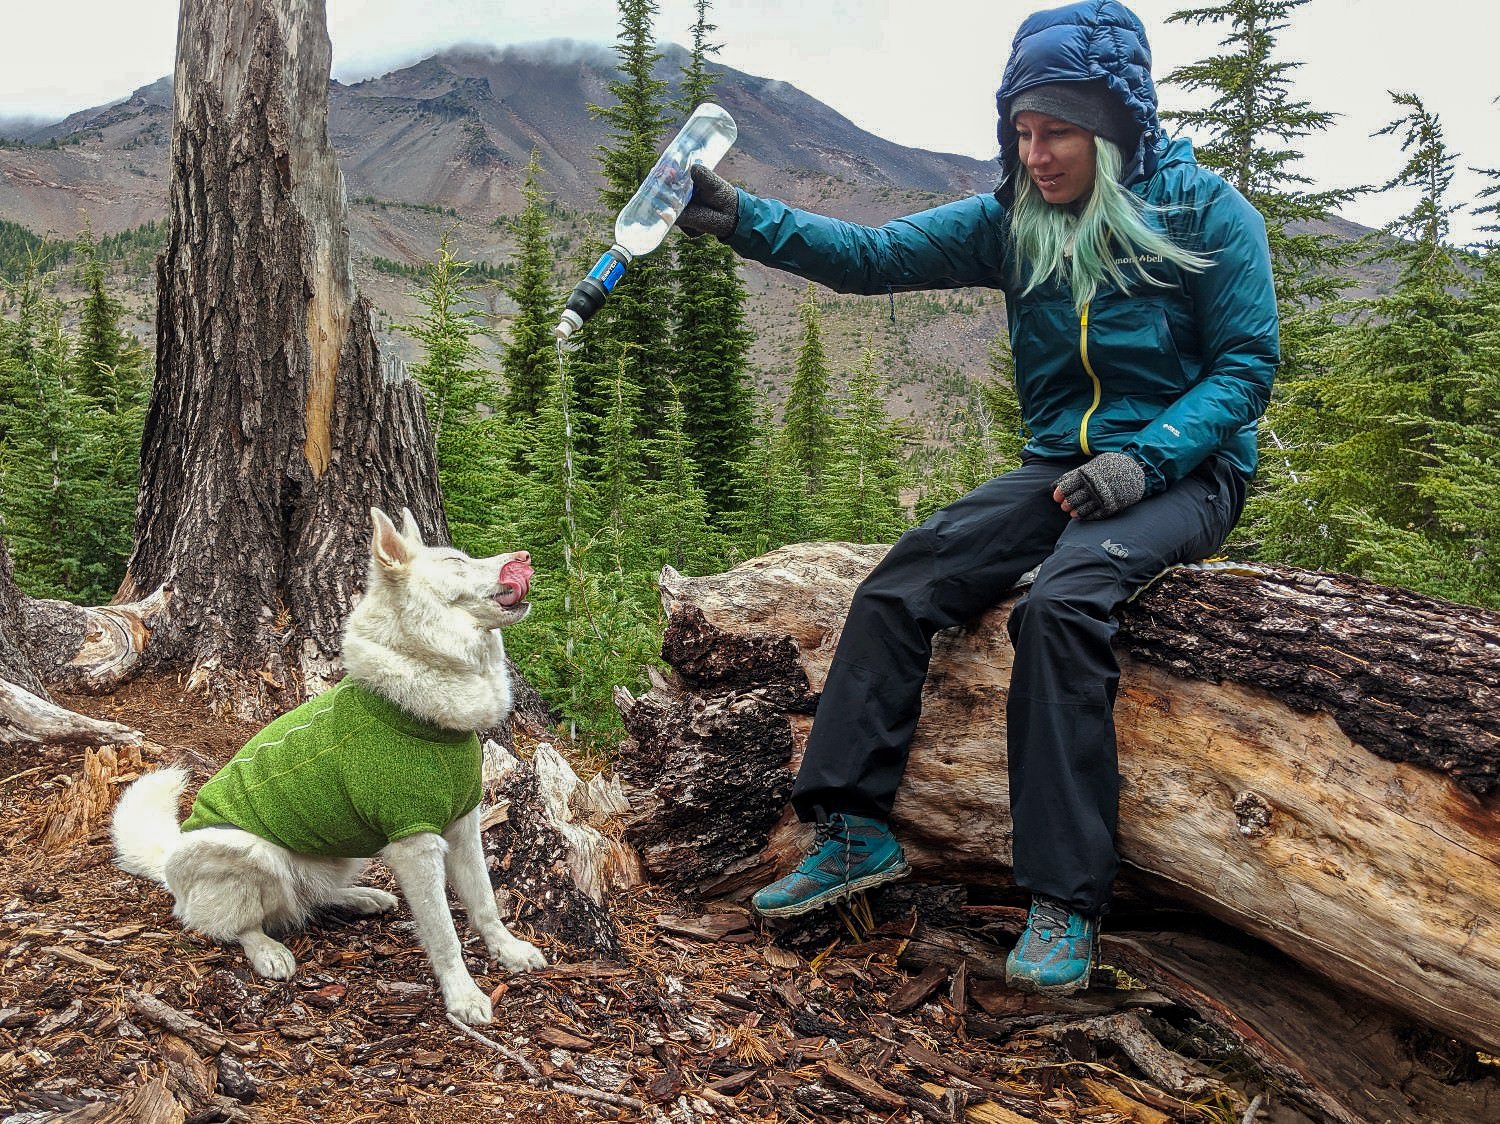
[110,507,544,1025]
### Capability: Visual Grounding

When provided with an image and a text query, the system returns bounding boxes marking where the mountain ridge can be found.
[1,42,1001,226]
[0,41,1385,425]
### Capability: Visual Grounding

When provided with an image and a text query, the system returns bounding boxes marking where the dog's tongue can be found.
[497,558,532,606]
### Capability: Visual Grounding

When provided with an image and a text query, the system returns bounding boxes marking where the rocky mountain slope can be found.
[0,41,1383,425]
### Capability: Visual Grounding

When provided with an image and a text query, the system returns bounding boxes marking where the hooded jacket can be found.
[723,0,1278,495]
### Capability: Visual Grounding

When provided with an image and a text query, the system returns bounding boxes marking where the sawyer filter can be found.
[553,103,737,342]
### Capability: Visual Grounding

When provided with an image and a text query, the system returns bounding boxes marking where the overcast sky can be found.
[2,1,1496,242]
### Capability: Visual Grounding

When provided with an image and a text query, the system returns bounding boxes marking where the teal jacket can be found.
[182,680,482,858]
[724,1,1278,496]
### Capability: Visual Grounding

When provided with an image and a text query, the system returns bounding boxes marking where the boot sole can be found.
[1005,950,1097,996]
[752,862,912,918]
[1004,969,1090,996]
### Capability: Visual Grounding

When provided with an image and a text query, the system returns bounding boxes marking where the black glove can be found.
[1053,452,1147,520]
[678,164,739,240]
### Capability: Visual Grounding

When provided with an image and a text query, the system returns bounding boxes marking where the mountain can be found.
[0,42,1016,422]
[0,42,1389,426]
[1,42,997,229]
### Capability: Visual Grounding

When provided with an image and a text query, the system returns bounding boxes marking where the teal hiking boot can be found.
[1004,895,1099,995]
[751,813,910,918]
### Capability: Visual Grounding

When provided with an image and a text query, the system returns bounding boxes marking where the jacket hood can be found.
[995,1,1162,202]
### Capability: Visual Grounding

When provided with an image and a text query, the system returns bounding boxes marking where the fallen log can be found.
[614,542,1500,1054]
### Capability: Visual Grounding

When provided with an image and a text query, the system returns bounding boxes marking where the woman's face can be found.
[1014,111,1097,206]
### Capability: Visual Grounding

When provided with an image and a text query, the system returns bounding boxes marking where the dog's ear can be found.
[399,507,424,546]
[370,507,412,572]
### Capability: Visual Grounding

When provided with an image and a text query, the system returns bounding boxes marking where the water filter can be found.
[554,103,737,342]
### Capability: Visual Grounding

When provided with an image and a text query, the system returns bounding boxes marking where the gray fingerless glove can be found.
[678,164,739,240]
[1053,452,1147,520]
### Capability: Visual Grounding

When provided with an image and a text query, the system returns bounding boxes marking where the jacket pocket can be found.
[1083,299,1190,400]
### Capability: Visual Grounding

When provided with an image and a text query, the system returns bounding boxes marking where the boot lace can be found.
[809,816,855,894]
[809,818,843,851]
[1026,895,1073,938]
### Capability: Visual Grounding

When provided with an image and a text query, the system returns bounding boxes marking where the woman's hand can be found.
[1053,452,1146,519]
[678,165,739,240]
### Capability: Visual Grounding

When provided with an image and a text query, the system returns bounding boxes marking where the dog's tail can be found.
[111,765,189,884]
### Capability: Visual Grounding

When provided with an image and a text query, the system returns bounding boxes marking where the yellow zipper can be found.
[1078,301,1101,454]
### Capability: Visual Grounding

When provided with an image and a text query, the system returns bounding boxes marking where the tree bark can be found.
[2,536,146,751]
[120,0,445,717]
[0,537,46,698]
[614,542,1500,1054]
[0,678,144,751]
[480,741,633,957]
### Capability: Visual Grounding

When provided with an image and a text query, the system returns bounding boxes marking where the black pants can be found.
[791,454,1247,915]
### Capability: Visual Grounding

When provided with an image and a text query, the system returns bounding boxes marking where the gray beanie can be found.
[1008,80,1138,155]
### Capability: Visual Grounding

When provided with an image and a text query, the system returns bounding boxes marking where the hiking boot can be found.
[751,813,910,918]
[1004,894,1099,995]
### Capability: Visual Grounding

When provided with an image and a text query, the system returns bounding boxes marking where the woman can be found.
[679,0,1278,994]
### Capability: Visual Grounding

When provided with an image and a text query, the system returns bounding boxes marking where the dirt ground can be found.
[1,677,1494,1124]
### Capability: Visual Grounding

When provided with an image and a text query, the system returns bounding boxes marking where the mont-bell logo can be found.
[1101,539,1130,559]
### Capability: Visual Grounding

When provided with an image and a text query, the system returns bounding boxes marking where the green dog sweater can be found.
[182,679,483,857]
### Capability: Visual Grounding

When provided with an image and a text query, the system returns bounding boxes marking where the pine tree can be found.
[670,0,754,521]
[597,351,646,571]
[1161,0,1359,319]
[822,350,908,544]
[918,341,1025,520]
[1160,0,1363,563]
[0,251,49,445]
[782,286,836,500]
[638,381,721,572]
[730,394,807,555]
[977,334,1027,468]
[512,354,664,742]
[74,224,147,409]
[517,347,594,589]
[501,150,559,421]
[1323,95,1495,605]
[571,0,676,437]
[0,268,137,603]
[399,232,514,554]
[1261,94,1492,602]
[1394,242,1500,606]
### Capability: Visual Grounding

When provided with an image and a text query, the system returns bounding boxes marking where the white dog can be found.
[111,507,545,1025]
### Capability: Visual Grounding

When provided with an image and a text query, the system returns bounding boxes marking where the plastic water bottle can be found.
[554,103,737,342]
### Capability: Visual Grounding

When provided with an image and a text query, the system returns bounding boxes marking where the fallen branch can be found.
[0,676,144,750]
[1031,1012,1241,1109]
[445,1014,647,1113]
[445,1013,542,1081]
[21,584,173,694]
[549,1081,648,1113]
[124,990,257,1058]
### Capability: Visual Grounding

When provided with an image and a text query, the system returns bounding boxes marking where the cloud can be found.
[333,37,616,87]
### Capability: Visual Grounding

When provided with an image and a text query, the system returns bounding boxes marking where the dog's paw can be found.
[334,887,399,915]
[493,938,546,973]
[248,940,297,980]
[445,982,493,1025]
